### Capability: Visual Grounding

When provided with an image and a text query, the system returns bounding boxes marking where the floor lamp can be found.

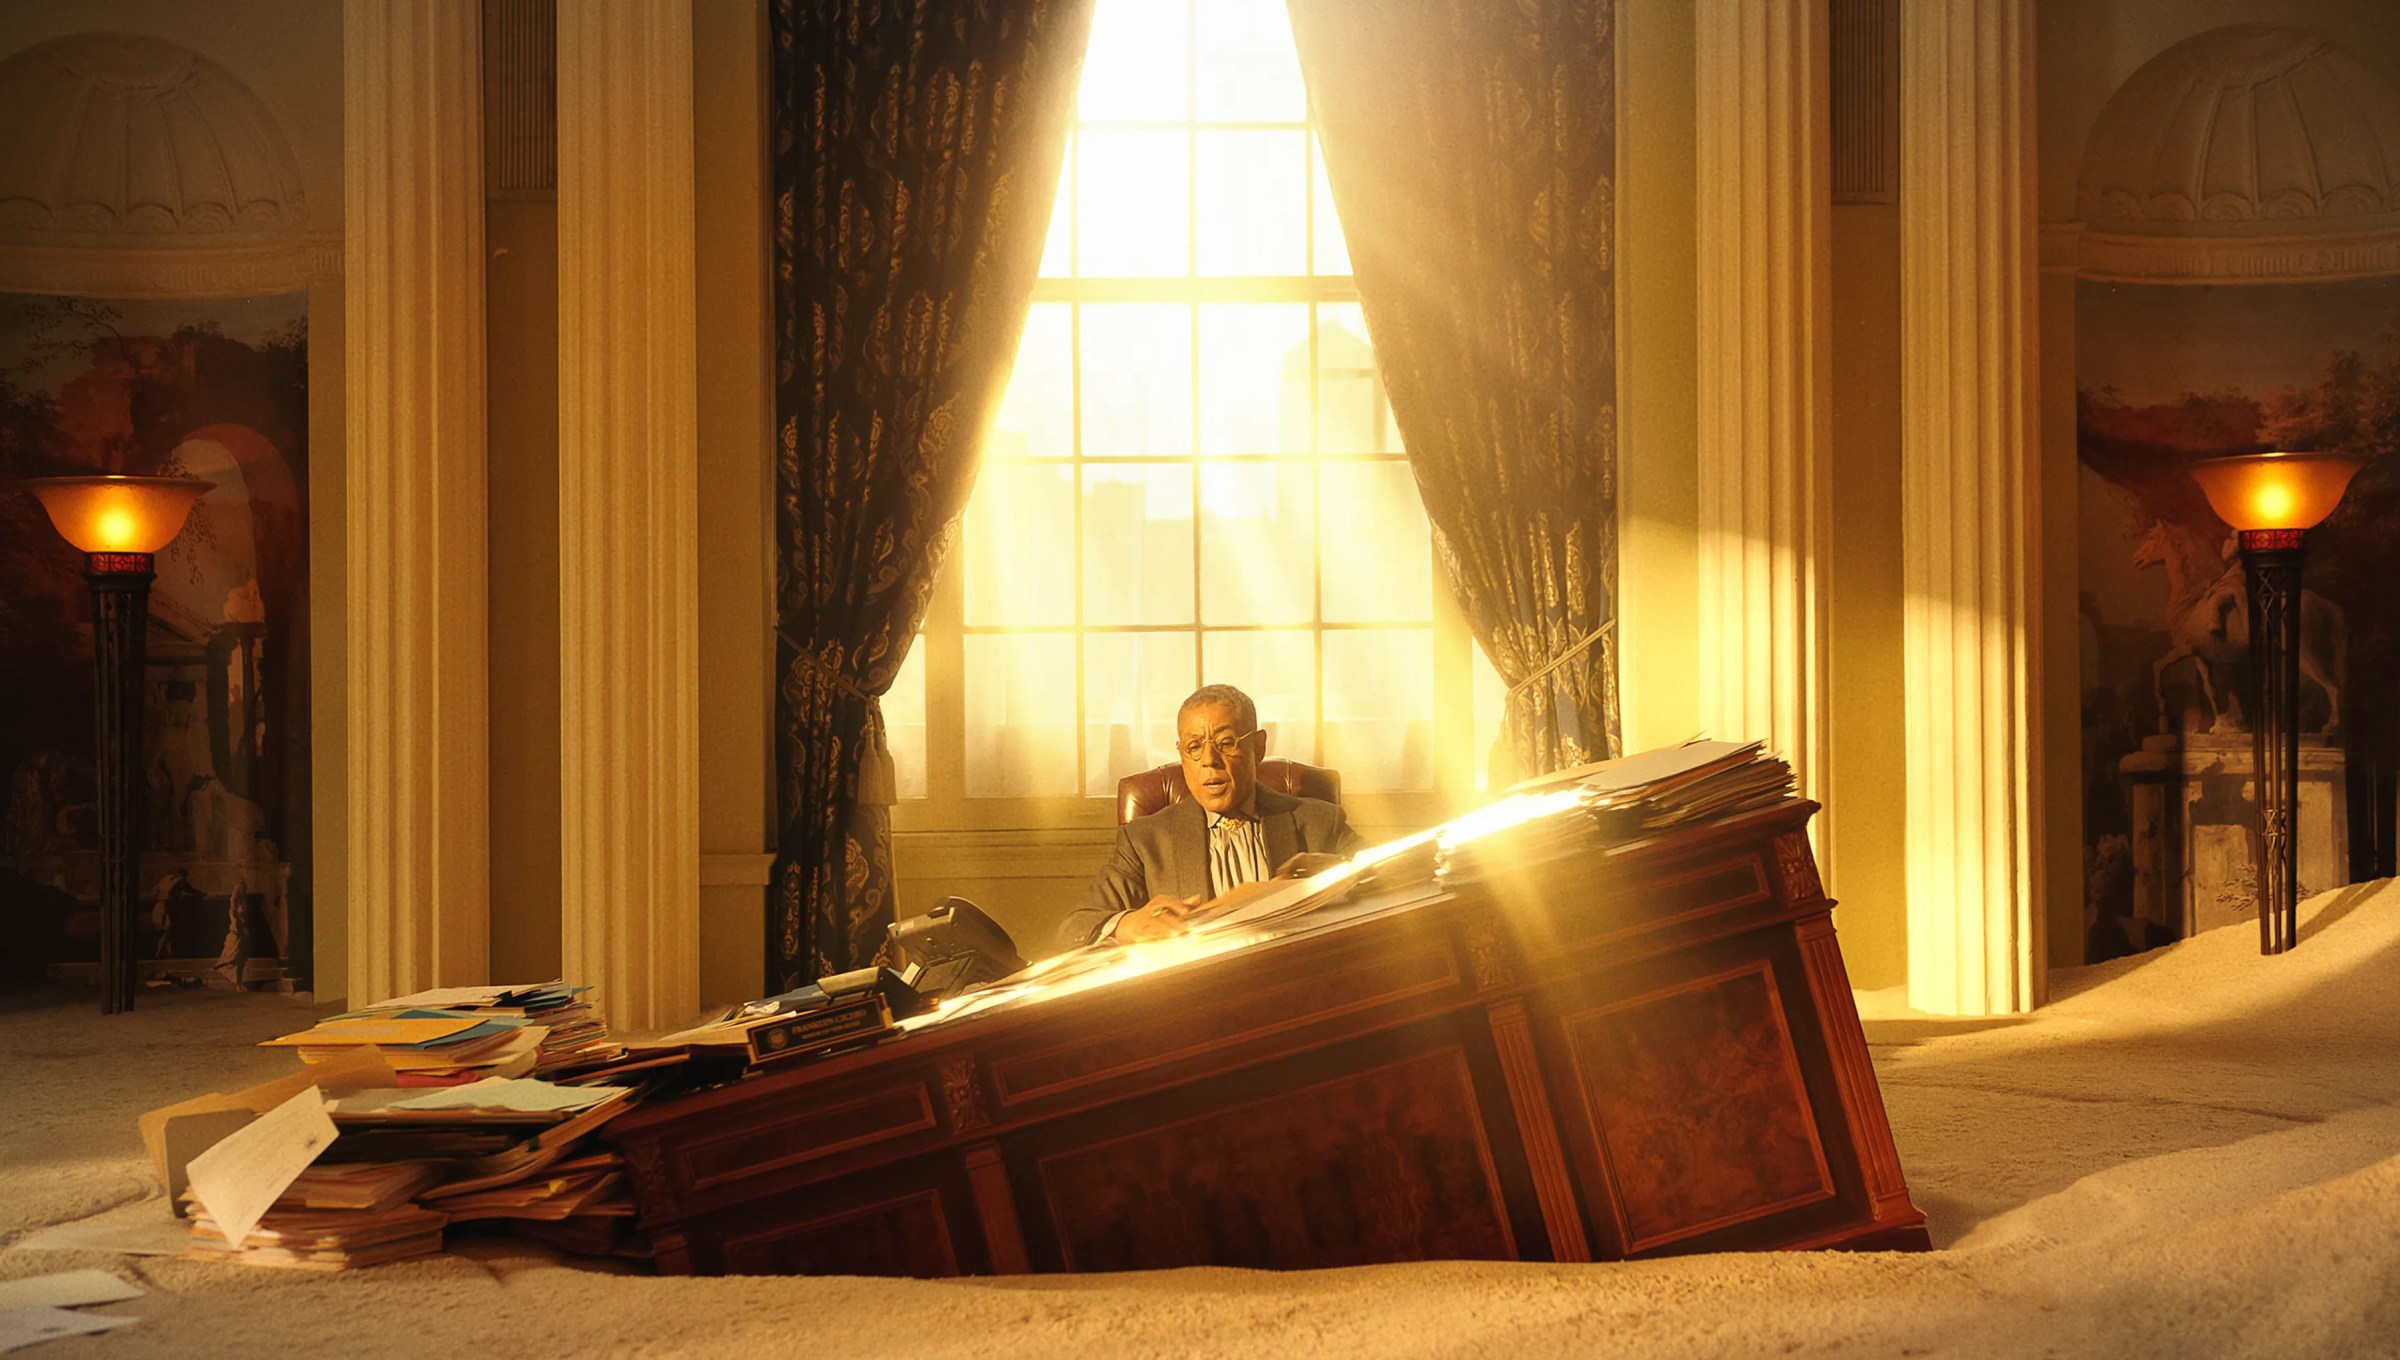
[19,474,212,1013]
[2186,452,2364,956]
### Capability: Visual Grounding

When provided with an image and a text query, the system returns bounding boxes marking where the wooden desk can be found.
[608,801,1927,1274]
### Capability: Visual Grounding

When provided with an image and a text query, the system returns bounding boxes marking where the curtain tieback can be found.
[778,628,896,805]
[776,629,874,703]
[1503,619,1616,704]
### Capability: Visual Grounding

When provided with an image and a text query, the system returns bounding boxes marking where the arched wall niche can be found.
[2063,23,2400,965]
[0,32,337,297]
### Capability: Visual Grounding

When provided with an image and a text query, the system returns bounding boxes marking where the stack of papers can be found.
[261,1016,550,1085]
[410,1094,639,1250]
[1437,739,1797,884]
[424,1150,632,1223]
[182,1203,449,1271]
[156,983,654,1271]
[170,1086,448,1272]
[274,1159,441,1212]
[323,980,624,1079]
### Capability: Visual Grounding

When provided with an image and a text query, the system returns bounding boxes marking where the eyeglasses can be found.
[1177,735,1252,762]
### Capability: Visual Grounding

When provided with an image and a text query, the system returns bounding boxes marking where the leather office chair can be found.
[1115,757,1342,826]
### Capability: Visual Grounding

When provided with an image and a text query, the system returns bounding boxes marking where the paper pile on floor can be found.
[273,980,624,1084]
[145,980,649,1271]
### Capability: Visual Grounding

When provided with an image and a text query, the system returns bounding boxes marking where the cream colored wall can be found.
[307,271,348,1001]
[0,1,350,999]
[485,193,563,987]
[691,0,774,1010]
[1615,0,1702,759]
[1826,201,1908,987]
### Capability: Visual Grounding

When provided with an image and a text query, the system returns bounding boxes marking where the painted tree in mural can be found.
[2273,320,2400,773]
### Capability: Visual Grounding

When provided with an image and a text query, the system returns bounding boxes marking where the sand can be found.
[3,880,2397,1359]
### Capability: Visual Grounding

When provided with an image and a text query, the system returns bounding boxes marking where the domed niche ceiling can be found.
[2076,24,2400,285]
[0,33,307,243]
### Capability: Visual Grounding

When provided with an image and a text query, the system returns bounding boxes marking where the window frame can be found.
[889,7,1497,839]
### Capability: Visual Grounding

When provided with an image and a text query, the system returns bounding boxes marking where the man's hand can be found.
[1273,851,1349,880]
[1109,893,1199,943]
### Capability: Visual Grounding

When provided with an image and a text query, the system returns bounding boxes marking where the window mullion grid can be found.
[1185,4,1205,715]
[940,3,1454,811]
[1071,316,1088,801]
[1308,325,1326,767]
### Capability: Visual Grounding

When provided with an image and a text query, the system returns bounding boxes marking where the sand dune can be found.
[4,881,2396,1358]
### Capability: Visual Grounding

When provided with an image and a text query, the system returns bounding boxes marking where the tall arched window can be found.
[888,0,1504,832]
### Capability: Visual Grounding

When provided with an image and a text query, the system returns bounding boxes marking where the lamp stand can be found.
[2239,528,2306,955]
[87,551,154,1013]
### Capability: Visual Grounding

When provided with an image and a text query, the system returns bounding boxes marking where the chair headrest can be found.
[1115,758,1342,825]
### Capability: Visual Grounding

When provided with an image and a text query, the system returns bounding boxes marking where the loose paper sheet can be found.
[374,980,564,1009]
[0,1273,142,1311]
[137,1047,393,1215]
[13,1203,191,1257]
[388,1077,612,1114]
[183,1087,338,1248]
[0,1307,136,1354]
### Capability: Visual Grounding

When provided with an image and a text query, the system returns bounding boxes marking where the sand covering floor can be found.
[4,882,2399,1359]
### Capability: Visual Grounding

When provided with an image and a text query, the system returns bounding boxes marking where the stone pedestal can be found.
[2120,733,2348,941]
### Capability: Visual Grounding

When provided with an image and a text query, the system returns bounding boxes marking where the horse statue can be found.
[2130,516,2346,735]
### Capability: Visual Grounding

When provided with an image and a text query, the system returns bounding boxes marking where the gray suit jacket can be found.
[1056,786,1365,949]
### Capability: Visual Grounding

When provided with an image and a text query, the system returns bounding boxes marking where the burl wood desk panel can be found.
[607,802,1928,1275]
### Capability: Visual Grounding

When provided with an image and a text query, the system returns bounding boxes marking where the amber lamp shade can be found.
[2187,451,2365,957]
[2187,452,2365,533]
[21,474,210,556]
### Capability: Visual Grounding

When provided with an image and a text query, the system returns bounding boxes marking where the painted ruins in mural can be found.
[2077,279,2400,961]
[0,292,311,990]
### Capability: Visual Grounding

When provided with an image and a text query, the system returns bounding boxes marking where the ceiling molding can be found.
[0,230,339,299]
[2073,221,2400,285]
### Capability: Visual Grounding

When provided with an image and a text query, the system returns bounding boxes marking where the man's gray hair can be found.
[1179,683,1257,734]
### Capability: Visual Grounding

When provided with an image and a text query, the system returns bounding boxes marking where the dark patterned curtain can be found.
[769,0,1093,989]
[1287,0,1621,776]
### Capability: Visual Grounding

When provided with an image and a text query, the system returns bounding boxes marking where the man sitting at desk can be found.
[1059,683,1364,948]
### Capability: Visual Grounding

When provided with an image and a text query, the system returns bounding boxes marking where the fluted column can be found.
[343,0,489,1003]
[555,0,700,1032]
[1694,0,1833,826]
[1900,0,2043,1015]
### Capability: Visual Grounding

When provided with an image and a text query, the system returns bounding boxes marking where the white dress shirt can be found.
[1206,806,1272,897]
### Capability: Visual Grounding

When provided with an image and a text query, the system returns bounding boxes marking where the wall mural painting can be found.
[0,292,311,991]
[2077,278,2400,963]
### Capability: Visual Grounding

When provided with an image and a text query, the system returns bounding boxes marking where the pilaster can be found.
[342,0,490,1002]
[555,0,701,1032]
[1899,0,2044,1014]
[1693,0,1833,829]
